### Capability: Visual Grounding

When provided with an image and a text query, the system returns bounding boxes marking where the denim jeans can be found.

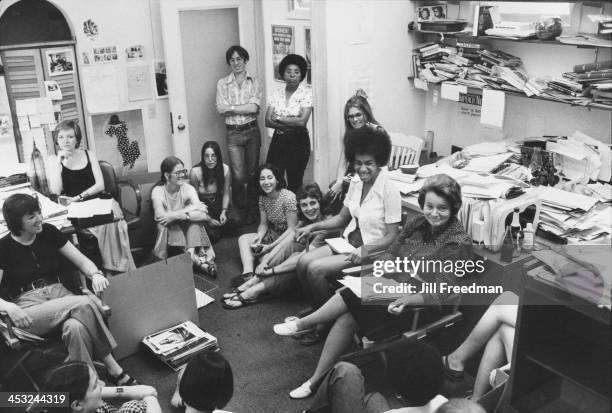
[227,126,261,211]
[308,362,390,413]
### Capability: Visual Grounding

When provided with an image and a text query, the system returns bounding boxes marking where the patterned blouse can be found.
[258,189,298,234]
[97,400,146,413]
[268,82,312,117]
[379,215,473,305]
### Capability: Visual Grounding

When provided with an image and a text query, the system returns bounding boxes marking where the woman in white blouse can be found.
[265,54,313,192]
[292,126,401,338]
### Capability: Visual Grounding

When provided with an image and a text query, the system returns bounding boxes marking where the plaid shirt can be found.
[96,400,147,413]
[216,72,262,126]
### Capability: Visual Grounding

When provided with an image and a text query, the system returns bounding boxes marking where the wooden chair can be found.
[0,270,110,391]
[388,133,424,170]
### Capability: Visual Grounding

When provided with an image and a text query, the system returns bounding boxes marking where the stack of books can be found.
[478,49,522,67]
[142,321,218,370]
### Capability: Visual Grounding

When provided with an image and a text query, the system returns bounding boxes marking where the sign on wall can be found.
[272,25,295,81]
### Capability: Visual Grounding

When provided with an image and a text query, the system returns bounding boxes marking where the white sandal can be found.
[289,380,312,399]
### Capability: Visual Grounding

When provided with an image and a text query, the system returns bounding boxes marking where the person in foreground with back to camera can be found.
[230,164,299,288]
[265,53,313,192]
[216,45,262,225]
[170,351,234,413]
[0,193,137,386]
[151,156,217,277]
[325,91,382,216]
[274,174,473,399]
[189,141,231,244]
[285,126,401,345]
[43,361,161,413]
[46,119,135,274]
[222,183,334,309]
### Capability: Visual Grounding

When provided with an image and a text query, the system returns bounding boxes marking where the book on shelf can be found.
[478,49,521,67]
[573,60,612,73]
[142,321,218,370]
[574,71,612,81]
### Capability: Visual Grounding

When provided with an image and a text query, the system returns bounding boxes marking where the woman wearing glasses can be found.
[325,92,381,215]
[151,156,216,276]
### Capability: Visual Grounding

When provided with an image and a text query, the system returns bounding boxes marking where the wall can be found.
[0,0,173,173]
[317,0,425,183]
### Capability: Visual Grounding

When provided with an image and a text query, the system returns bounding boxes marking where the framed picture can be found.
[45,48,75,76]
[287,0,310,20]
[417,5,447,22]
[154,61,168,98]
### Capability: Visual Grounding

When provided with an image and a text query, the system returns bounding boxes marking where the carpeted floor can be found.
[120,224,325,413]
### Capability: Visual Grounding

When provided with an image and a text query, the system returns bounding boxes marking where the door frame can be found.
[160,0,262,167]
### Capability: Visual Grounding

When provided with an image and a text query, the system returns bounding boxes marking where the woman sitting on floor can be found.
[443,291,518,400]
[171,351,234,412]
[230,164,299,288]
[290,126,401,342]
[189,141,231,244]
[47,120,135,273]
[223,183,333,309]
[273,174,473,399]
[43,361,161,413]
[0,193,137,386]
[151,156,216,276]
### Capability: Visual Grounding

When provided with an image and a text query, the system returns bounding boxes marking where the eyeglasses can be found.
[348,113,364,120]
[170,169,188,176]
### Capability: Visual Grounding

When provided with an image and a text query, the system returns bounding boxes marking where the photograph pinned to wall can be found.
[417,5,447,21]
[272,25,295,81]
[155,61,168,98]
[83,19,99,40]
[92,109,147,176]
[126,45,144,61]
[45,48,74,76]
[287,0,310,20]
[305,27,311,85]
[93,46,118,64]
[44,81,62,100]
[0,114,11,139]
[126,64,153,102]
[82,51,91,65]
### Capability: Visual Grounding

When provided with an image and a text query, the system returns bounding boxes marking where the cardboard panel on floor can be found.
[103,253,199,359]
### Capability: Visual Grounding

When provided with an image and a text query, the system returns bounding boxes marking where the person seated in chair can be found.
[223,183,333,309]
[151,156,216,277]
[305,340,445,413]
[47,120,135,273]
[0,194,137,385]
[170,351,234,412]
[274,174,473,399]
[43,361,161,412]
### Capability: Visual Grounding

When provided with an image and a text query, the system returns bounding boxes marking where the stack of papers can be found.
[462,153,513,173]
[538,187,598,212]
[66,198,113,218]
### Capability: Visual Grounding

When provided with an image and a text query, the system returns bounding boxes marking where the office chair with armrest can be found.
[388,133,424,170]
[98,160,144,261]
[339,264,462,350]
[0,271,110,391]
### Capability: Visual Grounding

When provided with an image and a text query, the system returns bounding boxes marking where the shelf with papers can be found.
[415,31,611,49]
[418,82,612,112]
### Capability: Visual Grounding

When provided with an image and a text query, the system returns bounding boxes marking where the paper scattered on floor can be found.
[195,289,215,308]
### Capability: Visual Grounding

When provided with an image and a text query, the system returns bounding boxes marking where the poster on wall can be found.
[81,65,120,114]
[126,64,153,102]
[126,45,145,61]
[272,25,295,81]
[45,48,75,76]
[305,27,311,85]
[154,61,167,98]
[91,109,147,176]
[93,46,118,63]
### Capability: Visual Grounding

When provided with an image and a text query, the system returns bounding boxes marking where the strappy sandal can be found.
[222,288,243,299]
[442,355,464,382]
[222,292,258,309]
[109,370,139,386]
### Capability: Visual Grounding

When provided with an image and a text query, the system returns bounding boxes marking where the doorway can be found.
[179,8,239,165]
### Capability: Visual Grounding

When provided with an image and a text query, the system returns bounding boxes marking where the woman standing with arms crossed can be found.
[265,54,312,192]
